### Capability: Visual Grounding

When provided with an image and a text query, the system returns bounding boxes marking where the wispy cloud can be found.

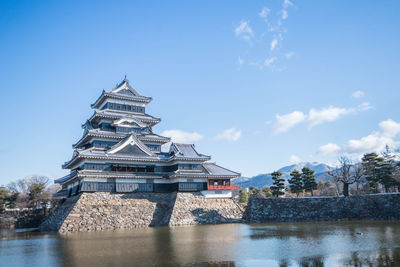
[161,129,203,143]
[352,90,365,99]
[238,56,244,65]
[283,0,293,9]
[273,103,372,133]
[318,143,342,156]
[289,154,301,164]
[317,119,400,157]
[270,38,278,51]
[234,20,254,42]
[357,102,372,111]
[236,0,295,70]
[284,52,294,59]
[274,111,306,133]
[264,57,277,67]
[215,128,242,142]
[281,9,288,20]
[259,7,270,19]
[308,106,354,127]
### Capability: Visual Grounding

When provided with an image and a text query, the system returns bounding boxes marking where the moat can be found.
[1,221,400,266]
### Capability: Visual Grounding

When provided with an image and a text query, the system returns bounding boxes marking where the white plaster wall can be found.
[99,99,147,109]
[82,178,108,182]
[201,190,232,199]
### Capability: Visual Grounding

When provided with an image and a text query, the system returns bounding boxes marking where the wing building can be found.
[55,77,239,198]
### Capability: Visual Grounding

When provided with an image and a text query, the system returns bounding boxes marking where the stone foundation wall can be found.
[169,192,244,226]
[244,193,400,223]
[39,194,82,231]
[40,192,177,233]
[39,192,243,233]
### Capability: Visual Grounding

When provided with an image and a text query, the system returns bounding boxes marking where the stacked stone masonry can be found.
[244,193,400,223]
[40,192,244,233]
[40,193,400,233]
[169,192,244,226]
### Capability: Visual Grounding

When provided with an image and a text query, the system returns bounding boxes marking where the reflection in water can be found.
[1,221,400,266]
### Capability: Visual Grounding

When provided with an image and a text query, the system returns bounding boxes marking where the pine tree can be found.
[270,171,285,197]
[302,167,317,196]
[379,146,399,192]
[361,153,381,193]
[0,187,10,213]
[249,186,265,198]
[376,160,397,192]
[262,186,273,198]
[288,169,303,197]
[238,189,249,204]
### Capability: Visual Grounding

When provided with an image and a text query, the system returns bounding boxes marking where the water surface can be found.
[1,221,400,266]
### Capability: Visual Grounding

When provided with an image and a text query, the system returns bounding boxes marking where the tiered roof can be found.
[91,77,152,108]
[57,77,240,186]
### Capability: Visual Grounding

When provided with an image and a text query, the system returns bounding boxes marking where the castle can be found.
[54,77,239,198]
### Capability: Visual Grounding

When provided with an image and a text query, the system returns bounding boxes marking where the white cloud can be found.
[352,90,365,99]
[234,20,254,42]
[264,57,277,67]
[318,119,400,157]
[347,132,399,154]
[274,103,371,133]
[215,128,242,142]
[289,155,301,164]
[238,56,244,65]
[318,143,342,156]
[236,0,294,69]
[284,52,294,59]
[274,111,306,133]
[379,119,400,137]
[283,0,293,9]
[270,38,278,51]
[357,102,372,111]
[281,9,288,20]
[161,130,203,143]
[308,106,353,127]
[259,7,270,18]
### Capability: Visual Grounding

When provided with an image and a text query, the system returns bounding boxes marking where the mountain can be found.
[232,162,333,189]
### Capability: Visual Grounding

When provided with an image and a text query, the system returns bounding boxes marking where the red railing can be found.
[207,185,238,190]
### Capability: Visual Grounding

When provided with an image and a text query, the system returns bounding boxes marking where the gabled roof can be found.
[54,170,77,184]
[73,130,125,148]
[89,110,161,126]
[111,117,147,128]
[111,76,142,96]
[169,143,211,161]
[136,133,171,144]
[107,134,156,157]
[82,120,94,131]
[203,162,241,177]
[91,77,152,108]
[73,130,171,149]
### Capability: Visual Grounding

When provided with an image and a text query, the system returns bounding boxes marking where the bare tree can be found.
[328,156,361,197]
[352,163,364,195]
[7,176,51,209]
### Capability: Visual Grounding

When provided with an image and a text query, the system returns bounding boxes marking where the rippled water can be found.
[1,221,400,266]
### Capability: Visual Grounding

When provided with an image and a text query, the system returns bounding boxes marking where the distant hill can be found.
[233,162,333,189]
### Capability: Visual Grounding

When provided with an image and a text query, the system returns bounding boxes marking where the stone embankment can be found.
[40,192,177,233]
[39,192,244,233]
[244,193,400,223]
[40,192,400,233]
[169,192,244,226]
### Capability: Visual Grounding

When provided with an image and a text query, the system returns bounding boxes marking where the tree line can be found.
[238,148,400,204]
[0,176,60,214]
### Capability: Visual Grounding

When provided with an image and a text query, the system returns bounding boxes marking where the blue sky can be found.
[1,0,400,184]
